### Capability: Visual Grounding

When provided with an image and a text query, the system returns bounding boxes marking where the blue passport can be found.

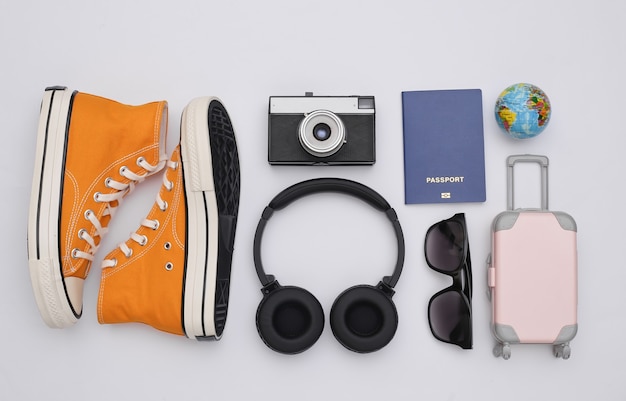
[402,89,486,204]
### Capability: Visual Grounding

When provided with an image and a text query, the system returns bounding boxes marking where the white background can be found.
[2,1,624,399]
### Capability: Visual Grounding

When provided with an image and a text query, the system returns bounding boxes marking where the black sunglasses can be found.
[424,213,473,349]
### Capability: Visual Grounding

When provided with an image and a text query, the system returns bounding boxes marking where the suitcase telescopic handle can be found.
[506,154,549,210]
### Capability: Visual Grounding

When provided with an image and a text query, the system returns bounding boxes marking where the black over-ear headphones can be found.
[253,178,405,354]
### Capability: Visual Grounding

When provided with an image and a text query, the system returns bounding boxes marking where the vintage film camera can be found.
[268,93,376,165]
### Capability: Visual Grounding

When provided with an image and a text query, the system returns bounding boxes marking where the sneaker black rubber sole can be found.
[207,99,241,340]
[180,97,240,340]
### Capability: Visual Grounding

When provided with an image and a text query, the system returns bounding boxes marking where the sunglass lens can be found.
[429,290,471,348]
[425,220,464,272]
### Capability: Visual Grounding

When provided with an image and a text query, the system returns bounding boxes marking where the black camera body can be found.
[268,93,376,165]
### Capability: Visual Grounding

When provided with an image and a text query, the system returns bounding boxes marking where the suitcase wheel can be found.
[493,343,511,360]
[553,343,571,360]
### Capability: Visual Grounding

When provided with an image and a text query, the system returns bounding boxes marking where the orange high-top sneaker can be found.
[97,97,240,340]
[27,86,168,328]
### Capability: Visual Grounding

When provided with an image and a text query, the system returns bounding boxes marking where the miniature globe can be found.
[494,83,551,139]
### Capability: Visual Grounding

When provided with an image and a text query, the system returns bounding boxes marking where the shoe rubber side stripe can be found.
[35,90,57,259]
[201,191,210,338]
[57,91,81,319]
[180,156,190,338]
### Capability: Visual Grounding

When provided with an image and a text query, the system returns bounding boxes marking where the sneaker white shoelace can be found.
[72,156,166,263]
[101,159,178,268]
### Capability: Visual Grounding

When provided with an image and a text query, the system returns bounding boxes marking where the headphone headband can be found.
[253,178,405,288]
[269,177,391,211]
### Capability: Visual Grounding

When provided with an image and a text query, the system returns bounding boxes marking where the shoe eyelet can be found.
[94,192,101,202]
[164,242,171,250]
[78,229,87,239]
[140,235,148,246]
[104,177,113,188]
[136,157,146,167]
[110,258,118,267]
[119,166,128,175]
[165,262,173,271]
[166,182,173,192]
[71,248,80,258]
[84,209,93,220]
[160,201,168,212]
[152,220,160,230]
[124,248,133,258]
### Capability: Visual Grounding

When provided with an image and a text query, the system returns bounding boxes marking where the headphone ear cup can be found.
[256,286,325,354]
[330,285,398,353]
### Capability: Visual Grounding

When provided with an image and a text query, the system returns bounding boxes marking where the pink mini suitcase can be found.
[487,155,578,359]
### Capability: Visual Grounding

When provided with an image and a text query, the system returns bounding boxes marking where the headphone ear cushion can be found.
[330,285,398,353]
[256,286,325,354]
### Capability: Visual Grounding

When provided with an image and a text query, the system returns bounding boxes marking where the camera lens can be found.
[312,123,331,141]
[298,110,346,158]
